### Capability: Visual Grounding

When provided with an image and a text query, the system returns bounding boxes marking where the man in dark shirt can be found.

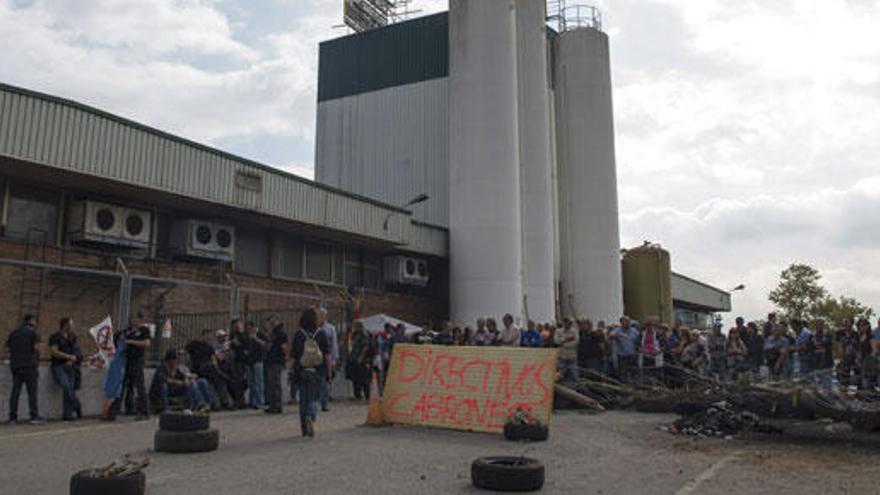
[812,319,834,389]
[6,314,44,424]
[48,317,82,420]
[264,316,288,414]
[578,320,606,374]
[243,321,266,409]
[118,313,152,420]
[185,329,232,410]
[290,308,330,437]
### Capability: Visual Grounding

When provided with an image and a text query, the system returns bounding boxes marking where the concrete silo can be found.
[554,26,623,322]
[448,0,523,325]
[516,0,556,324]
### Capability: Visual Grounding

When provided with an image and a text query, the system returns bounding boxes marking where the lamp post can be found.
[729,284,745,292]
[383,193,430,230]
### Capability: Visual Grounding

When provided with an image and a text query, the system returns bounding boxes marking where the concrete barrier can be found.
[1,366,354,420]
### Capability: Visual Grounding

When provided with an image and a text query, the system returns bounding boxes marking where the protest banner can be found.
[380,344,558,434]
[87,316,115,368]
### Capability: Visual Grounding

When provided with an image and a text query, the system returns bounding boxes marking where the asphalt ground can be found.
[2,401,879,494]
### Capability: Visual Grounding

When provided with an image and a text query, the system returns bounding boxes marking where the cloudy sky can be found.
[1,0,878,320]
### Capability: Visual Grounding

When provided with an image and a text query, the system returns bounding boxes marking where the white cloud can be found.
[0,0,877,322]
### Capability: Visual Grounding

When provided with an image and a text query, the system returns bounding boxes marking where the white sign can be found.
[87,316,114,368]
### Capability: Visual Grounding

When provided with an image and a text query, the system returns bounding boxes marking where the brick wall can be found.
[0,239,449,361]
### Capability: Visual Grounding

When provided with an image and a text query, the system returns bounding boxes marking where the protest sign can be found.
[380,344,558,433]
[87,316,114,368]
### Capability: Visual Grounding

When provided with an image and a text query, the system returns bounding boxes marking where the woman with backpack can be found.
[290,307,331,437]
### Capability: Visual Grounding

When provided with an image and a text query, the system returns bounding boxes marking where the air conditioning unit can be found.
[170,219,235,261]
[119,208,152,246]
[68,200,150,248]
[384,255,429,286]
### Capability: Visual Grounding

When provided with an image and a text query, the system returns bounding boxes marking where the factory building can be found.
[0,82,450,357]
[316,1,622,325]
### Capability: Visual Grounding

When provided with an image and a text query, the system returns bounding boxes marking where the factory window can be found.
[278,238,304,279]
[362,254,383,291]
[235,229,270,276]
[305,243,333,282]
[334,247,345,285]
[3,183,58,244]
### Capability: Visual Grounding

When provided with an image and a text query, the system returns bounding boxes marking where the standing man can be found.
[290,308,331,437]
[793,320,814,380]
[49,317,82,421]
[706,323,727,381]
[317,308,338,412]
[609,318,640,382]
[7,314,45,424]
[521,320,542,348]
[243,321,266,409]
[813,319,834,389]
[264,316,288,414]
[553,317,580,382]
[500,314,521,347]
[120,312,152,420]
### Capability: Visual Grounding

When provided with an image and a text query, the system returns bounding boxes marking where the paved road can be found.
[1,402,879,494]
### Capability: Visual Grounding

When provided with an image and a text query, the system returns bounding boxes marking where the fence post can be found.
[117,273,131,329]
[229,285,240,320]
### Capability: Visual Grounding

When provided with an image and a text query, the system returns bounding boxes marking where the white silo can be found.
[516,0,556,324]
[448,0,523,325]
[554,26,623,322]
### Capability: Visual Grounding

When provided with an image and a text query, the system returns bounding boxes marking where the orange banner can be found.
[381,344,558,434]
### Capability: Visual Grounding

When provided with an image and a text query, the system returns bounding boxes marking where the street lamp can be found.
[729,284,745,292]
[383,193,430,230]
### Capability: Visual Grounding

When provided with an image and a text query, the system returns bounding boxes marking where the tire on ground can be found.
[471,456,544,492]
[503,423,549,442]
[154,428,220,453]
[70,470,145,495]
[159,411,210,432]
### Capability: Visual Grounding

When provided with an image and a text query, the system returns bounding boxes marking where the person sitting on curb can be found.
[150,349,214,413]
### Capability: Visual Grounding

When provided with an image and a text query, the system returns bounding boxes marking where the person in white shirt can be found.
[500,314,521,347]
[317,308,338,412]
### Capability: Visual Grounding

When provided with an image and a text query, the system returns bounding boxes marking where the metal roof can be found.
[671,271,731,312]
[0,82,447,256]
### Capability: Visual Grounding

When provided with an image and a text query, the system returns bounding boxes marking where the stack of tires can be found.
[154,412,219,454]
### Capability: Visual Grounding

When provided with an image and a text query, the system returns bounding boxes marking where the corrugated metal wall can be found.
[318,12,448,102]
[0,83,425,250]
[315,78,450,227]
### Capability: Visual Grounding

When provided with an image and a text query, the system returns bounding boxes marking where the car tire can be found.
[471,456,545,492]
[159,411,210,432]
[154,428,220,454]
[70,470,145,495]
[503,423,549,442]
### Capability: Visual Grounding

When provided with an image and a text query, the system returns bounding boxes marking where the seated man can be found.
[186,329,233,409]
[150,349,215,413]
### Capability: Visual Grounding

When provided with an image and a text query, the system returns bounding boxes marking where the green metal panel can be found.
[318,12,449,102]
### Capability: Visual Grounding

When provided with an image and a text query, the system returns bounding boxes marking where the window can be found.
[235,229,269,276]
[363,254,383,290]
[305,243,333,282]
[278,238,304,279]
[4,183,58,244]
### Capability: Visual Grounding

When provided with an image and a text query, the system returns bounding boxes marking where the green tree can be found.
[768,263,827,321]
[810,296,874,326]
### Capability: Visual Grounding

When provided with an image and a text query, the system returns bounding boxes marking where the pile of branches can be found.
[84,456,150,479]
[560,364,880,434]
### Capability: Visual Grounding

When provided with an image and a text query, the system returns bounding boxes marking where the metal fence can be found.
[0,257,346,364]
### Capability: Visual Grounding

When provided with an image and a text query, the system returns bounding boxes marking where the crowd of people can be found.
[7,309,880,430]
[348,312,880,393]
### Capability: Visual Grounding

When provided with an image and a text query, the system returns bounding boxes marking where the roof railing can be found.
[547,1,603,33]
